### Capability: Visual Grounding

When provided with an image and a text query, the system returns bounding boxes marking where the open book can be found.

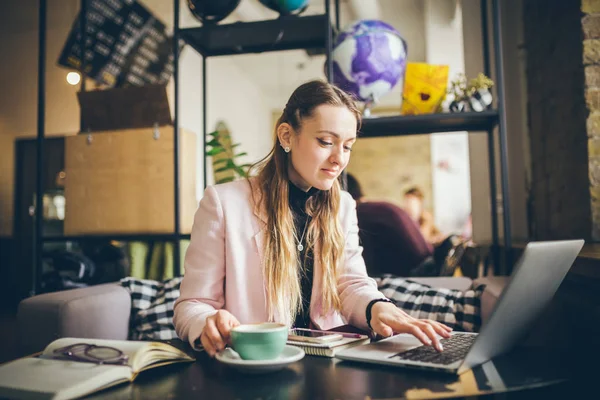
[287,334,370,357]
[0,337,194,400]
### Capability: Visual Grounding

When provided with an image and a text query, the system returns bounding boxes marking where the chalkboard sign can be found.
[58,0,174,88]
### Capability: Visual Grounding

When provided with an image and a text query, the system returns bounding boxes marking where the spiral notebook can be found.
[287,334,370,357]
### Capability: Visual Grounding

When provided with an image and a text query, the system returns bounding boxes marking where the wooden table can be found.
[86,343,589,400]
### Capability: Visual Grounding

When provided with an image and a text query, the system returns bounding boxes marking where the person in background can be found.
[403,186,479,278]
[403,187,446,245]
[345,174,435,277]
[173,80,452,358]
[346,174,473,278]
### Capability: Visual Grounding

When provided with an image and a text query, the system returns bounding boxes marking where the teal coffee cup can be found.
[230,323,288,360]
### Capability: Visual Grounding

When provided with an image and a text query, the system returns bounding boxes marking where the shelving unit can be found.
[30,0,512,296]
[42,233,191,243]
[359,110,499,137]
[179,14,331,57]
[173,0,511,275]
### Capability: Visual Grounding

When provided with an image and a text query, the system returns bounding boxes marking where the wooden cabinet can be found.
[64,126,197,235]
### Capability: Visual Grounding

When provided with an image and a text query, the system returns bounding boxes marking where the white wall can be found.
[169,48,273,199]
[233,0,428,109]
[199,56,274,189]
[424,0,472,236]
[376,0,427,108]
[148,0,274,191]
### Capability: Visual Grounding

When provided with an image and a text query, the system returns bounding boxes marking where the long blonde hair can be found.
[249,80,362,324]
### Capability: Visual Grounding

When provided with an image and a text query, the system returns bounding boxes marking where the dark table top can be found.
[86,341,590,400]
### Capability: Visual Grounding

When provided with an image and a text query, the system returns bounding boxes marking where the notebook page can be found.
[0,358,130,400]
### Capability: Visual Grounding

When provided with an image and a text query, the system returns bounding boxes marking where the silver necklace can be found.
[293,220,309,252]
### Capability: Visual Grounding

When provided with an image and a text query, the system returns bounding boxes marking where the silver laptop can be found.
[336,240,584,374]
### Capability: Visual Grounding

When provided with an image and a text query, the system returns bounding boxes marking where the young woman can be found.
[173,80,451,358]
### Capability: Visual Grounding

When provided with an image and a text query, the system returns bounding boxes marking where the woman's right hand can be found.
[200,310,240,357]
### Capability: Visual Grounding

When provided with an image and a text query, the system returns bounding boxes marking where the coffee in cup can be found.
[230,323,288,360]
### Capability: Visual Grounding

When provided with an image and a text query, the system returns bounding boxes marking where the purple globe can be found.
[332,20,408,104]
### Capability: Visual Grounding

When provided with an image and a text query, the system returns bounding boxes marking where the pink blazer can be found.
[173,178,385,347]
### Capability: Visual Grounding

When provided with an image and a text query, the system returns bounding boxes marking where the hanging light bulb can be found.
[66,72,81,85]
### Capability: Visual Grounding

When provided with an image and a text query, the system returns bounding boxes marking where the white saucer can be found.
[215,345,305,374]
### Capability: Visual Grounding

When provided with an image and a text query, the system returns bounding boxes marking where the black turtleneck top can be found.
[288,182,319,329]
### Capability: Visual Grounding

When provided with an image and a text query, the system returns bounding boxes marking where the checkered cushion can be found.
[120,277,182,340]
[375,275,485,332]
[118,275,483,339]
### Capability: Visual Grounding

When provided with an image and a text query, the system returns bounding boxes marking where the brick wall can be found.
[523,0,593,240]
[347,134,433,208]
[584,0,600,239]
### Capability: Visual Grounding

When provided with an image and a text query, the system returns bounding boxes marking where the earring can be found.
[284,147,290,153]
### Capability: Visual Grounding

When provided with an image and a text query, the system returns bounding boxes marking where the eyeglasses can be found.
[53,343,129,365]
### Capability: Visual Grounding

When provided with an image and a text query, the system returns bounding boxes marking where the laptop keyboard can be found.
[390,333,476,365]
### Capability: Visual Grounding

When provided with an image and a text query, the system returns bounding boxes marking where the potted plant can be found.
[446,73,494,113]
[206,123,250,184]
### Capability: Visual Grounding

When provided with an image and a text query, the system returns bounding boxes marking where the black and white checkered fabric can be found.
[119,275,483,339]
[120,277,182,341]
[375,275,485,332]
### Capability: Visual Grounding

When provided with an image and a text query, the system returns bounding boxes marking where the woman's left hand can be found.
[369,301,452,352]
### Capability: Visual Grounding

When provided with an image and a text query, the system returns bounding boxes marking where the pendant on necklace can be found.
[297,244,304,251]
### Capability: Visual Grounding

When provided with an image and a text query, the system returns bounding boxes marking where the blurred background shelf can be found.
[179,14,330,57]
[42,233,191,242]
[359,110,499,137]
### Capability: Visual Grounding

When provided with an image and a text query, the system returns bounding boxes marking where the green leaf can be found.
[214,166,232,173]
[234,165,248,177]
[207,148,225,156]
[217,176,236,183]
[205,132,250,182]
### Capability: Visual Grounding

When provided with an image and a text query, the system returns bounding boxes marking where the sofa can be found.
[16,276,508,356]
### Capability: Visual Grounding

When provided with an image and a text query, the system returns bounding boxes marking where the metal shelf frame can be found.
[359,110,499,137]
[42,233,191,242]
[32,0,512,295]
[179,14,332,57]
